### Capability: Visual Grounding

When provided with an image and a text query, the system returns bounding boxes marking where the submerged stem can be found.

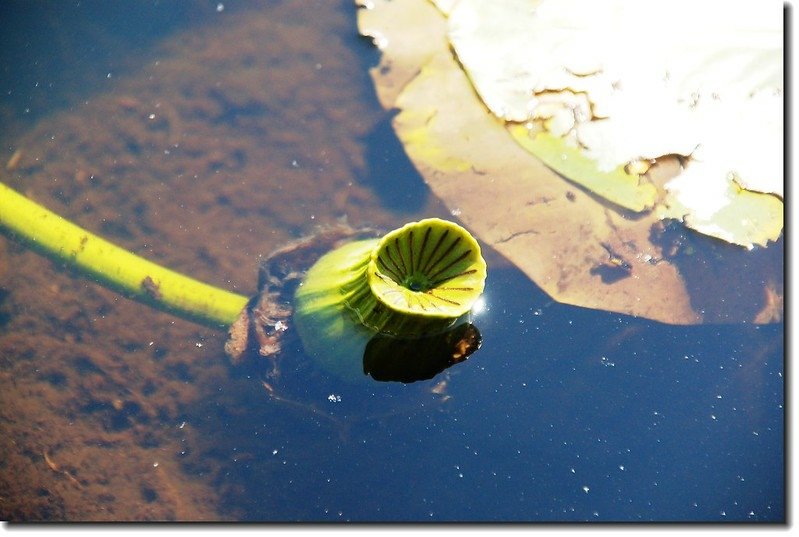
[0,181,248,329]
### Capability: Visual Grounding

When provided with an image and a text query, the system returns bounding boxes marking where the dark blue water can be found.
[211,263,783,522]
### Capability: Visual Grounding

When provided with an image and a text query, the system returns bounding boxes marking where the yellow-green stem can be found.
[0,182,248,329]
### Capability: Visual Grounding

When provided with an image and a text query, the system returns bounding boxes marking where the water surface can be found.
[0,0,783,522]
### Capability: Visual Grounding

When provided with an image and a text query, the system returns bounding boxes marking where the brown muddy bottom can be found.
[0,1,449,521]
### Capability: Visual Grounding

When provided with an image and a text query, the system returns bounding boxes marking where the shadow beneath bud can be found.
[363,322,482,383]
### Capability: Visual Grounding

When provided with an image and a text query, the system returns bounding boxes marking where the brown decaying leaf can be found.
[356,0,782,324]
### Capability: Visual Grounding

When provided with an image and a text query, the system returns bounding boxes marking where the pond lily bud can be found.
[293,218,487,382]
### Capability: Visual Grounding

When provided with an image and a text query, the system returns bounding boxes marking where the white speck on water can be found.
[582,486,590,493]
[450,208,462,216]
[216,3,224,12]
[272,449,278,455]
[327,394,341,403]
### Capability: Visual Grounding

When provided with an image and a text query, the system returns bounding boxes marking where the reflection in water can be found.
[363,322,481,383]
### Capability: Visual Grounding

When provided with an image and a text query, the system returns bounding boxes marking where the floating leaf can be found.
[446,0,784,246]
[356,0,783,324]
[507,125,658,212]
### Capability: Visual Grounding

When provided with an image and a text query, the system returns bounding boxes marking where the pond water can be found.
[0,0,784,522]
